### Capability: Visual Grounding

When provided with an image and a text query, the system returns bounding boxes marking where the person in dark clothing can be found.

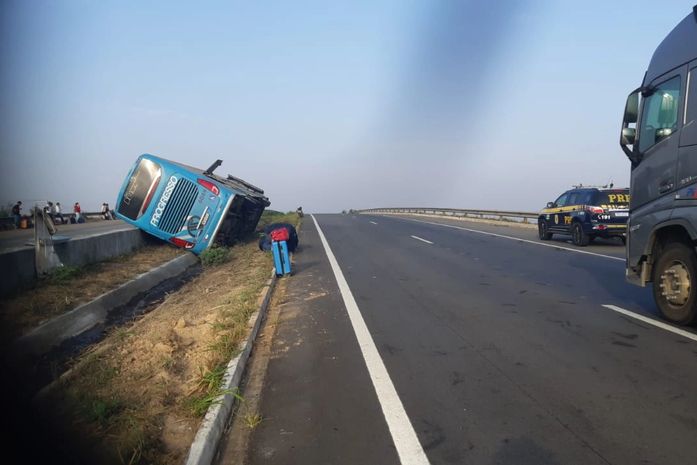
[258,223,298,253]
[11,201,22,228]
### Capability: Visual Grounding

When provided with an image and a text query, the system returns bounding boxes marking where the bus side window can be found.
[681,66,697,147]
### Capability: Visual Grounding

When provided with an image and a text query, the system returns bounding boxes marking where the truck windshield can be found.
[117,158,162,220]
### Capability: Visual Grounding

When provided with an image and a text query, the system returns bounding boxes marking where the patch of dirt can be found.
[37,239,276,465]
[0,244,184,341]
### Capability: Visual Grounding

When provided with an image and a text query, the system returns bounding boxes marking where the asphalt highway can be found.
[242,213,697,465]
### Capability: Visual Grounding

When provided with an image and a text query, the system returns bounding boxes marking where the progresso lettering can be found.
[150,176,178,227]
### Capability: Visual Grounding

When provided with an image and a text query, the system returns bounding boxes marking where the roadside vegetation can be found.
[37,210,301,464]
[0,244,184,341]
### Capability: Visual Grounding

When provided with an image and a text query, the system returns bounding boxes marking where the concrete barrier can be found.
[15,253,200,357]
[0,228,152,297]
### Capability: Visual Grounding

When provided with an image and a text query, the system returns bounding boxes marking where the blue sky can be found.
[0,0,692,212]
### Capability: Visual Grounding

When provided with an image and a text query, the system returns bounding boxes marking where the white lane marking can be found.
[311,215,431,465]
[602,304,697,343]
[370,220,378,225]
[410,235,433,245]
[395,216,624,262]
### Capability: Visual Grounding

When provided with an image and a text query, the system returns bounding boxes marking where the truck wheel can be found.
[652,242,697,325]
[538,220,552,240]
[571,222,589,246]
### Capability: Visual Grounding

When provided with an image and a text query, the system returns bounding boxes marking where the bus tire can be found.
[652,242,697,325]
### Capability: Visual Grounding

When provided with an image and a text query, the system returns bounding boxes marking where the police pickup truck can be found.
[538,186,630,246]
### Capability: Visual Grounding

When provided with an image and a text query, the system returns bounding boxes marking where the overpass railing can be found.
[358,207,539,225]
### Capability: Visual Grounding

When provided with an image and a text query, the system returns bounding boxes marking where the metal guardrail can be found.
[358,207,539,224]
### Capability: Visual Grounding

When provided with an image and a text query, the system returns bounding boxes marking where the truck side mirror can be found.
[620,89,641,164]
[624,92,638,123]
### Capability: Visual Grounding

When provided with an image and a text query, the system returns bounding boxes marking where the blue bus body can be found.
[114,154,270,255]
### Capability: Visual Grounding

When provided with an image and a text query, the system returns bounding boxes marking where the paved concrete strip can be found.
[400,216,625,262]
[185,270,277,465]
[14,253,199,356]
[602,304,697,342]
[410,235,433,245]
[311,215,431,465]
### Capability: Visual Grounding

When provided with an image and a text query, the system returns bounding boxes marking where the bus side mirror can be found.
[620,89,641,164]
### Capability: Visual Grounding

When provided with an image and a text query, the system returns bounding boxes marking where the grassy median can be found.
[38,211,300,465]
[0,244,185,342]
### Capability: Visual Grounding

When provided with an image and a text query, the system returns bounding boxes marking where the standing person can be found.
[100,202,107,219]
[54,202,64,224]
[46,201,55,222]
[296,206,304,218]
[105,203,113,220]
[11,201,22,228]
[74,202,82,223]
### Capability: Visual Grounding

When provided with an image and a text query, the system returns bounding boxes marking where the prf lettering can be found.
[608,194,630,203]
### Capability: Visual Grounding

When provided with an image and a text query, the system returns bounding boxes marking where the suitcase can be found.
[272,240,291,276]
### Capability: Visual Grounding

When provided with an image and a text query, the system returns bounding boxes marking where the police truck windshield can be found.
[117,158,162,220]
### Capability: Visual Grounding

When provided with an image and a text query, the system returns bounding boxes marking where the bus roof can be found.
[645,8,697,84]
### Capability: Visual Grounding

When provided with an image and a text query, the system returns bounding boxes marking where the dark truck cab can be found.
[620,6,697,324]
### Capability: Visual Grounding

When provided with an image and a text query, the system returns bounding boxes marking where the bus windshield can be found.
[117,158,162,220]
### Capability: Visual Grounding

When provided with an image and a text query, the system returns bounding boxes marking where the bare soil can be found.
[0,244,184,341]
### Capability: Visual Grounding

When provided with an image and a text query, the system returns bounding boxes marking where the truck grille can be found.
[157,179,198,234]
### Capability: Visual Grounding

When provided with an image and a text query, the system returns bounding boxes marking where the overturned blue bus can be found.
[115,154,270,254]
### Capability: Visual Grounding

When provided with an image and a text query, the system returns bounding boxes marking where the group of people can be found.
[10,200,115,229]
[43,201,65,224]
[100,203,114,220]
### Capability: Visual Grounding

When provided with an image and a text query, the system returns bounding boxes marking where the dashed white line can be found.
[410,235,433,245]
[370,221,378,225]
[602,304,697,342]
[397,217,624,262]
[311,215,431,465]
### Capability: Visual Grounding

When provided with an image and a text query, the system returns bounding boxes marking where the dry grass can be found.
[38,227,297,464]
[0,244,184,341]
[34,211,301,464]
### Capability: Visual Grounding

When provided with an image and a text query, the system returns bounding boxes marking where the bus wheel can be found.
[538,220,552,240]
[571,222,589,246]
[652,242,697,325]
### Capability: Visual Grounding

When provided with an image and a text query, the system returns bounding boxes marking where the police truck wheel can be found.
[538,220,552,240]
[571,222,589,246]
[652,242,697,325]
